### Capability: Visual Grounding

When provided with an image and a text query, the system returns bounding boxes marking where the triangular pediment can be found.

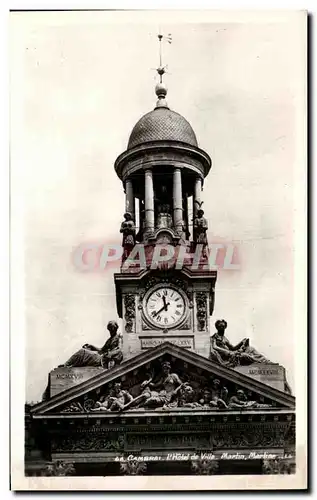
[31,342,295,416]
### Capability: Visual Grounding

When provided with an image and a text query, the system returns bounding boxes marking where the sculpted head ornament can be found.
[215,319,228,330]
[107,321,119,334]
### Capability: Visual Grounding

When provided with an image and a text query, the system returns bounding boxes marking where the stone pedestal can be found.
[49,367,104,397]
[234,364,286,392]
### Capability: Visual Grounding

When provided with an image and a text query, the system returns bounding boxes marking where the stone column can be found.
[144,169,154,234]
[173,167,183,234]
[125,179,134,220]
[193,176,202,217]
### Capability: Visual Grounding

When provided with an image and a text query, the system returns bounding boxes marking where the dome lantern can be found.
[114,32,212,245]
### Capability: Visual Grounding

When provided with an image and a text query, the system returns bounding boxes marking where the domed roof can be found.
[127,106,198,150]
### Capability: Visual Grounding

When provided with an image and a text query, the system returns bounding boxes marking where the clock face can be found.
[145,287,186,328]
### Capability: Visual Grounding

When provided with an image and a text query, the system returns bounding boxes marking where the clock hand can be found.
[153,302,170,317]
[163,295,168,311]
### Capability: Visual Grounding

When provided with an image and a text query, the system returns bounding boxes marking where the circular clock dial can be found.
[145,287,186,328]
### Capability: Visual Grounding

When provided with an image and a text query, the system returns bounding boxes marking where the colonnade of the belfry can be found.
[124,168,204,241]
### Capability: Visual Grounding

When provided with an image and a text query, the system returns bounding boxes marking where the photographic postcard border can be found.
[9,7,308,491]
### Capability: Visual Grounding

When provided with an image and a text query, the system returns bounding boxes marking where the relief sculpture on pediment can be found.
[60,358,274,413]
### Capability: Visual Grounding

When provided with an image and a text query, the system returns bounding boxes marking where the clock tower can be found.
[26,32,295,480]
[114,50,217,360]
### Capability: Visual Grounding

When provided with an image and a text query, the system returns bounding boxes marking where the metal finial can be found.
[154,31,172,108]
[156,31,172,84]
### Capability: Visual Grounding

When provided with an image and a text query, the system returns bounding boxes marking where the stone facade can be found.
[27,343,295,476]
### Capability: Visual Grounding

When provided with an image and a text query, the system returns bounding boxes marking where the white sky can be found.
[10,11,305,402]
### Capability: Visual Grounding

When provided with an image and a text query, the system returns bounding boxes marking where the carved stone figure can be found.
[209,378,229,409]
[178,220,189,243]
[61,402,84,413]
[155,184,173,231]
[198,388,213,408]
[120,212,136,259]
[193,208,208,246]
[160,382,200,409]
[237,338,275,364]
[131,361,183,409]
[228,389,272,410]
[61,321,123,369]
[92,382,133,412]
[210,319,273,367]
[156,204,173,230]
[177,383,203,408]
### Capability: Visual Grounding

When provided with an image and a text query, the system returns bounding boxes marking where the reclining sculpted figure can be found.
[91,382,133,412]
[60,320,123,369]
[210,319,274,367]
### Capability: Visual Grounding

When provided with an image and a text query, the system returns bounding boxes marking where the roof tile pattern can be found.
[128,107,198,149]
